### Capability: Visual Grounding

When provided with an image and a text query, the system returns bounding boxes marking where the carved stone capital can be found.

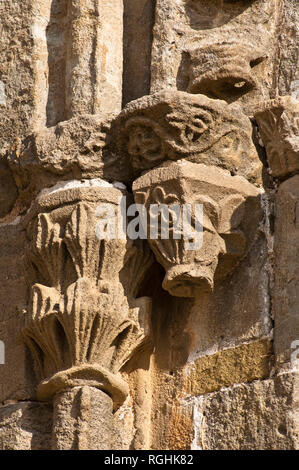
[117,90,262,184]
[22,182,153,410]
[255,96,299,180]
[133,161,262,298]
[0,114,133,222]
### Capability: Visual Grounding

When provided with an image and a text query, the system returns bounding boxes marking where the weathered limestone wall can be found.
[0,0,298,450]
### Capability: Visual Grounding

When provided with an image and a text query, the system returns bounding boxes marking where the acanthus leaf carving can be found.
[22,184,153,412]
[64,202,101,282]
[26,213,64,290]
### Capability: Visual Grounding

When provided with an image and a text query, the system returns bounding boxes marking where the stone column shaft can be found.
[66,0,123,119]
[52,386,113,450]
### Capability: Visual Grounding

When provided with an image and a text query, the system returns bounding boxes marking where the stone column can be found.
[52,386,113,450]
[21,182,152,450]
[31,0,123,129]
[65,0,123,118]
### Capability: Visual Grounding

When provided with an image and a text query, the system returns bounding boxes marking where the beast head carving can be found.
[117,90,262,184]
[184,43,267,103]
[133,161,262,298]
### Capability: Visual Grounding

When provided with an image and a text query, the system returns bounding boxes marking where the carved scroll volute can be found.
[116,90,262,184]
[255,96,299,180]
[22,183,152,413]
[133,161,262,298]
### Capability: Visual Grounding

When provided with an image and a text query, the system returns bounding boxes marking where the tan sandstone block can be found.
[187,339,271,396]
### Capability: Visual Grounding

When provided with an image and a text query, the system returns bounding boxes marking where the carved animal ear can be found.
[218,194,245,234]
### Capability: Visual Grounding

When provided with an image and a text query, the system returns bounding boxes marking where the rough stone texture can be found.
[31,0,123,128]
[196,372,299,450]
[52,386,113,450]
[151,0,278,114]
[63,0,124,119]
[21,184,152,410]
[151,371,299,450]
[186,235,272,358]
[117,90,262,182]
[274,176,299,369]
[133,161,262,297]
[0,160,17,218]
[255,96,299,179]
[0,0,298,452]
[0,402,52,450]
[7,113,133,206]
[0,223,35,403]
[277,0,299,98]
[0,1,35,155]
[0,1,123,155]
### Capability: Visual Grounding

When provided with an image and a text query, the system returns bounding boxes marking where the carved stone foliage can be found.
[255,96,299,180]
[117,90,262,183]
[22,183,152,410]
[133,161,262,298]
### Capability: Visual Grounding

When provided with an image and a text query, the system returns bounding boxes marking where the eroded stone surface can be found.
[277,0,299,97]
[196,372,299,450]
[274,176,299,369]
[0,402,52,450]
[0,223,34,404]
[52,386,113,450]
[0,1,36,155]
[117,90,262,182]
[151,0,277,113]
[186,339,271,396]
[255,96,299,179]
[3,114,132,220]
[0,0,298,452]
